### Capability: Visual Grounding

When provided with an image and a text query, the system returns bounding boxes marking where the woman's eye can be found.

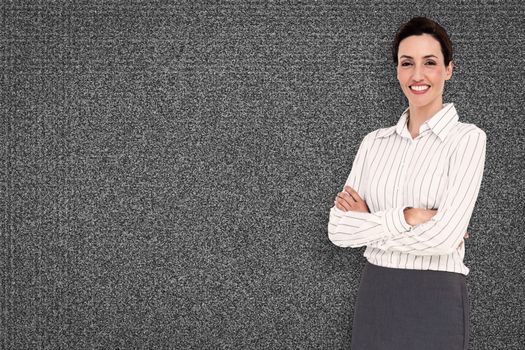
[426,61,436,65]
[401,62,411,66]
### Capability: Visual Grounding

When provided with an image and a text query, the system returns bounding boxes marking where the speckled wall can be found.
[1,1,523,349]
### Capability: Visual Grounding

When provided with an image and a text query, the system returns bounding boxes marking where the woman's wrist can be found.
[404,207,437,226]
[403,207,414,226]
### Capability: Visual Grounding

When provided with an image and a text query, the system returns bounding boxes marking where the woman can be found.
[327,17,486,350]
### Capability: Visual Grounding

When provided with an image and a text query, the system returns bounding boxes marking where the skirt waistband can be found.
[364,261,466,283]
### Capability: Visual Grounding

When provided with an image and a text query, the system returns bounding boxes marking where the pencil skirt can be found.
[351,261,470,350]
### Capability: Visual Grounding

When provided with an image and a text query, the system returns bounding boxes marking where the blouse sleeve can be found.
[327,131,412,247]
[365,129,487,255]
[328,129,487,256]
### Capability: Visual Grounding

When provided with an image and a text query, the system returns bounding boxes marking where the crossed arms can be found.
[327,129,486,256]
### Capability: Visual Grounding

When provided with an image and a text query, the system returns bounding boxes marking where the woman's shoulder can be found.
[449,121,486,141]
[444,122,487,156]
[364,126,396,141]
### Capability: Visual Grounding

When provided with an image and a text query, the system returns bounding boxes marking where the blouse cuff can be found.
[381,206,413,236]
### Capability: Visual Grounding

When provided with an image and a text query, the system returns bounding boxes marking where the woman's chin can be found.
[406,96,439,108]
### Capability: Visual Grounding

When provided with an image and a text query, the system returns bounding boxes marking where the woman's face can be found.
[396,33,453,109]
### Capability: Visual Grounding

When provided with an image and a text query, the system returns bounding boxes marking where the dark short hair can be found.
[392,16,453,67]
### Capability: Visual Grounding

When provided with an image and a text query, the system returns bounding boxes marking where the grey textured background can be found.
[1,1,524,349]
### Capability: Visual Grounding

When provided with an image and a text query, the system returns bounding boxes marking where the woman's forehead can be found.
[398,35,442,57]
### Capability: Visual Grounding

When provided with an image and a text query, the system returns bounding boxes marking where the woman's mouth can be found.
[409,85,430,94]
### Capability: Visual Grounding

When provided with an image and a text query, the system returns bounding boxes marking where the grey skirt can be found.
[351,261,470,350]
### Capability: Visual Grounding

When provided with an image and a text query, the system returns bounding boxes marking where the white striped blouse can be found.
[328,102,487,275]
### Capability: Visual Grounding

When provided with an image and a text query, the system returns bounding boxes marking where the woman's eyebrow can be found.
[400,54,438,59]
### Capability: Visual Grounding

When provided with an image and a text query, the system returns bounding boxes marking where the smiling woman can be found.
[396,34,454,136]
[328,16,487,350]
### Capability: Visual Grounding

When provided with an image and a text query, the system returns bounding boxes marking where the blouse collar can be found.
[376,103,459,142]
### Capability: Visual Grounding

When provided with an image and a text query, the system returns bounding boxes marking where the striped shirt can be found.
[328,102,487,275]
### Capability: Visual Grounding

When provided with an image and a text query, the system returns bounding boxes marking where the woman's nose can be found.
[412,64,424,80]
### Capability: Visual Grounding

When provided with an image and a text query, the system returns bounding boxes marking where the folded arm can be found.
[328,130,487,256]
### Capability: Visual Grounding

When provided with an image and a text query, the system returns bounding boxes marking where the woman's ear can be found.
[445,61,454,80]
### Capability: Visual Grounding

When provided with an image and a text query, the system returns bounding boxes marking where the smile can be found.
[409,85,430,94]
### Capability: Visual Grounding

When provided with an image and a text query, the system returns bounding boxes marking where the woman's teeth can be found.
[410,85,429,91]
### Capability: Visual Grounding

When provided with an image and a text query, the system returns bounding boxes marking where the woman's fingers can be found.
[335,192,351,211]
[342,190,358,205]
[335,186,370,213]
[344,185,361,202]
[341,190,357,205]
[343,185,370,212]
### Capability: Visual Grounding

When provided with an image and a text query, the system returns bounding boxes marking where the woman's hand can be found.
[334,185,370,213]
[403,208,437,226]
[404,208,469,239]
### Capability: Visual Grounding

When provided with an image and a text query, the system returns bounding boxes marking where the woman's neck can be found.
[407,99,445,138]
